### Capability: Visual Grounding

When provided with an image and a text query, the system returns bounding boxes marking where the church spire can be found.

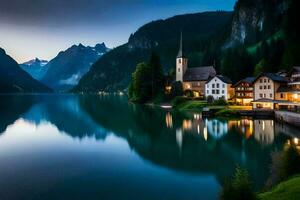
[177,31,185,58]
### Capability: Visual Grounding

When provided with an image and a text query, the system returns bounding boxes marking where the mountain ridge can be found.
[0,48,52,93]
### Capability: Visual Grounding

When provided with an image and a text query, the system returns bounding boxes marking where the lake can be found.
[0,95,299,200]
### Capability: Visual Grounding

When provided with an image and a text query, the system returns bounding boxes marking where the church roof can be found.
[183,66,216,82]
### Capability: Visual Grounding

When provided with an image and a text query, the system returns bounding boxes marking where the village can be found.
[166,35,300,127]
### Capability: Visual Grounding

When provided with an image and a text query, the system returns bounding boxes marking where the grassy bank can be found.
[173,97,252,117]
[259,175,300,200]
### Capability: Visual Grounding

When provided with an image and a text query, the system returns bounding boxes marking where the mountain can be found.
[20,58,48,80]
[73,11,233,92]
[74,0,300,92]
[0,48,52,93]
[220,0,300,82]
[41,42,110,91]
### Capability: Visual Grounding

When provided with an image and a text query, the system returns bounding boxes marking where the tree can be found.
[128,53,165,103]
[128,62,152,103]
[149,52,165,98]
[220,166,257,200]
[170,81,183,97]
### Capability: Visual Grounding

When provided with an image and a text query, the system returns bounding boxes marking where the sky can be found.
[0,0,236,63]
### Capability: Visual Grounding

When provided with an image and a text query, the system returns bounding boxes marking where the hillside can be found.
[0,48,52,93]
[74,0,300,92]
[73,11,233,92]
[42,43,110,91]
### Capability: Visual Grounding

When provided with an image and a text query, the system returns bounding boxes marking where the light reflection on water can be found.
[166,112,299,147]
[0,95,299,200]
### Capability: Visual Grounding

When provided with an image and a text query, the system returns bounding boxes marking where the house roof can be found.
[206,75,232,84]
[287,66,300,77]
[183,66,216,82]
[233,77,255,87]
[253,73,288,84]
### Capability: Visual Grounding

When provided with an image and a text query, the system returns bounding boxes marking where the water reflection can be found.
[0,95,299,200]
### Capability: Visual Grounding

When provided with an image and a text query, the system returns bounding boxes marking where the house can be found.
[275,67,300,112]
[205,75,234,101]
[233,77,255,106]
[252,73,288,109]
[285,67,300,103]
[176,33,216,97]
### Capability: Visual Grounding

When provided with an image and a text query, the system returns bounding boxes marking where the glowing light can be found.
[203,127,208,141]
[182,120,192,130]
[197,125,200,134]
[294,138,299,145]
[165,112,173,128]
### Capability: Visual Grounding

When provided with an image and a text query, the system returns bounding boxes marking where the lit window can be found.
[280,93,284,98]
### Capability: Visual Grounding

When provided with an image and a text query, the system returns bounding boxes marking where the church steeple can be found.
[176,32,188,82]
[177,32,185,58]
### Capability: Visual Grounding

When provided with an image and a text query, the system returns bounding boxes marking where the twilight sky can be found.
[0,0,236,63]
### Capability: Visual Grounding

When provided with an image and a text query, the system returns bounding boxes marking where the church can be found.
[176,34,216,97]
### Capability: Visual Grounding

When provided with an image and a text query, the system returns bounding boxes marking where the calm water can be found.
[0,95,299,200]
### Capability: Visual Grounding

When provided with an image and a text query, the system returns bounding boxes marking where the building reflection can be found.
[254,120,275,145]
[165,112,173,128]
[228,119,253,139]
[164,112,295,146]
[205,119,228,139]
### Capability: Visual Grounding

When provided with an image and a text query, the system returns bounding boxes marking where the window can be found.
[264,79,267,83]
[259,86,262,90]
[212,84,215,88]
[179,59,181,64]
[268,85,271,89]
[260,79,263,83]
[212,90,215,94]
[222,90,225,94]
[268,79,270,83]
[216,90,220,94]
[260,94,263,98]
[217,83,219,88]
[270,93,272,98]
[264,85,267,89]
[281,93,284,98]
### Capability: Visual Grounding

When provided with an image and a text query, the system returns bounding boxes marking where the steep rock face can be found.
[0,48,52,93]
[20,58,49,80]
[227,0,288,46]
[42,43,110,91]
